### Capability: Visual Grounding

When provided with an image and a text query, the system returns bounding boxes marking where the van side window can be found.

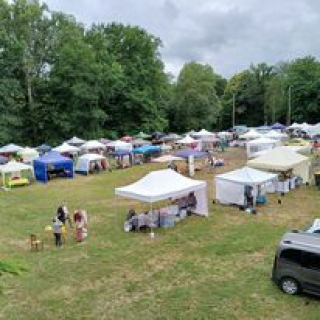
[303,252,320,271]
[280,249,302,264]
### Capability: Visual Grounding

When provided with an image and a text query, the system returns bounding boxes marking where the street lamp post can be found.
[232,93,236,128]
[287,86,292,126]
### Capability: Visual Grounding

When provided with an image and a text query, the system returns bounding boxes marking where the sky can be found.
[44,0,320,77]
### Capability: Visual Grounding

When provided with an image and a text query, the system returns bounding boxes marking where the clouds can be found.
[44,0,320,77]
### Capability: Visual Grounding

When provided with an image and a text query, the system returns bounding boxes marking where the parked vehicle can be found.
[304,219,320,234]
[272,232,320,296]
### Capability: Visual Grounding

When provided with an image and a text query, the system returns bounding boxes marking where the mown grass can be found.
[1,148,320,320]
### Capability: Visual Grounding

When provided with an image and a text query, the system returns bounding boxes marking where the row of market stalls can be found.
[215,146,310,206]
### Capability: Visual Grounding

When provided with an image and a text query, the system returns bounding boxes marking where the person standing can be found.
[57,201,73,228]
[52,217,63,247]
[74,210,85,242]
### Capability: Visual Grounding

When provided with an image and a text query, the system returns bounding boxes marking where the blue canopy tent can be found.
[33,151,74,183]
[132,145,161,154]
[174,149,207,159]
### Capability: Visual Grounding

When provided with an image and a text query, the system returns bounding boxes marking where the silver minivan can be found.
[272,232,320,296]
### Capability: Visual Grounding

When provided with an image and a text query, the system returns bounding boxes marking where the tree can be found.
[173,62,221,132]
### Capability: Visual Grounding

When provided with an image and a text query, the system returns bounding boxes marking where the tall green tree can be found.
[173,62,221,132]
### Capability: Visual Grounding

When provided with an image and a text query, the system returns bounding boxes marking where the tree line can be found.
[1,0,320,146]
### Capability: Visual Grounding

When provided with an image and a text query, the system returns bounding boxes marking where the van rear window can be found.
[280,249,302,264]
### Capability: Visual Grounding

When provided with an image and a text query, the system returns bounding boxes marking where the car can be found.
[304,219,320,234]
[272,232,320,296]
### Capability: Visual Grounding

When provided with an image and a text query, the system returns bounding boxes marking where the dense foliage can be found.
[1,0,320,145]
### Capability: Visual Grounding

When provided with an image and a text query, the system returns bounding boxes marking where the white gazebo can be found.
[176,135,197,144]
[17,147,39,164]
[75,153,106,174]
[240,129,263,140]
[246,137,280,158]
[115,169,208,216]
[66,136,86,146]
[107,140,133,152]
[215,166,278,206]
[80,140,106,152]
[0,143,23,154]
[264,130,288,140]
[53,142,80,154]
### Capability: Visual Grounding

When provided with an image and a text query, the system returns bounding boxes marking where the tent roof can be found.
[115,168,206,203]
[107,140,132,148]
[78,153,105,161]
[0,143,23,153]
[216,166,277,185]
[177,135,197,144]
[240,129,262,139]
[36,143,52,151]
[18,147,39,156]
[135,132,151,139]
[132,145,161,154]
[34,151,73,164]
[264,130,288,138]
[247,137,278,145]
[174,149,207,159]
[66,136,86,145]
[271,122,286,129]
[193,129,215,137]
[53,142,80,153]
[81,140,105,150]
[0,160,33,173]
[247,147,309,171]
[152,155,184,163]
[162,133,182,141]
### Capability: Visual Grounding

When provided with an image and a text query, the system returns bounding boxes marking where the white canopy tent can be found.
[115,169,208,216]
[66,136,86,146]
[17,147,39,164]
[177,135,197,144]
[240,129,262,140]
[75,153,106,174]
[80,140,106,151]
[0,143,23,154]
[53,142,80,154]
[264,130,288,140]
[246,137,280,158]
[107,140,133,151]
[0,160,34,187]
[247,146,310,182]
[215,167,278,205]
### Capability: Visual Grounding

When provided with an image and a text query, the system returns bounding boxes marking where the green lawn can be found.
[1,148,320,320]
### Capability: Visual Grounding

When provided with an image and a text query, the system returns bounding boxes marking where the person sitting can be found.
[168,161,177,171]
[187,192,197,214]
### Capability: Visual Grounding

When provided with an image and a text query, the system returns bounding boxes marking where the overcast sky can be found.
[45,0,320,77]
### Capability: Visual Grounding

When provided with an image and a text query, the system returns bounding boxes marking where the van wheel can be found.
[280,277,300,295]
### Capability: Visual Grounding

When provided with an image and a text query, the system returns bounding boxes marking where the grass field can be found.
[1,147,320,319]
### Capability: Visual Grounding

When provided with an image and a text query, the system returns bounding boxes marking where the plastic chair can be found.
[30,234,44,251]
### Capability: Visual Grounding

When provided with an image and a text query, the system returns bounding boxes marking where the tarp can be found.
[246,137,280,158]
[247,147,310,182]
[0,143,23,154]
[33,151,74,183]
[215,167,278,205]
[81,140,105,150]
[115,169,208,216]
[53,143,80,154]
[75,153,105,174]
